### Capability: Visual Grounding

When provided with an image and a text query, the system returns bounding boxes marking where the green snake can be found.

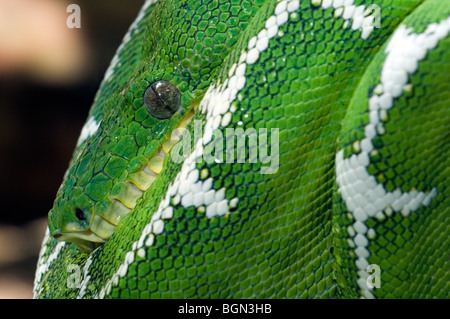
[34,0,449,299]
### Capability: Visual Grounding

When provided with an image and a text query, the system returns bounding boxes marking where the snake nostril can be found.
[75,208,87,221]
[52,230,62,238]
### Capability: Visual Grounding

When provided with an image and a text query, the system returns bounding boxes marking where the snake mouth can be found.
[53,230,104,253]
[58,232,105,253]
[53,213,115,253]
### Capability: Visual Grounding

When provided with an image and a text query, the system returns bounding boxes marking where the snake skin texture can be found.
[34,0,449,299]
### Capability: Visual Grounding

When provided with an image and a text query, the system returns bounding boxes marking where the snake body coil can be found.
[34,0,449,299]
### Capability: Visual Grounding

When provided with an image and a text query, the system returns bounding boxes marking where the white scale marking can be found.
[76,255,94,299]
[315,0,379,39]
[336,18,450,298]
[33,228,66,298]
[76,116,101,146]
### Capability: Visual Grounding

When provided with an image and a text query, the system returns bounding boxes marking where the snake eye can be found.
[75,208,87,221]
[143,80,181,119]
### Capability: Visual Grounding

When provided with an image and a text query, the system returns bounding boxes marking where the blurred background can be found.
[0,0,144,298]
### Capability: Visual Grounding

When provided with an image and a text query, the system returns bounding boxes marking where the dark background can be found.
[0,0,144,298]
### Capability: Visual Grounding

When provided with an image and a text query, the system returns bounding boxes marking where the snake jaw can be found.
[51,229,104,253]
[58,232,105,253]
[52,216,112,253]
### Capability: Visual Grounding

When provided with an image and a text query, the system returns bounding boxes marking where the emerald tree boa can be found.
[34,0,449,299]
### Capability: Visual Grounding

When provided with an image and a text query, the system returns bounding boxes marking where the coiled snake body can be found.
[34,0,449,298]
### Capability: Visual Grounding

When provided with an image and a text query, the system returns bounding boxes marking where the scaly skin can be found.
[34,0,449,298]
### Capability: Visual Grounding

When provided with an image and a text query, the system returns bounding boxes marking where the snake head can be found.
[47,77,195,253]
